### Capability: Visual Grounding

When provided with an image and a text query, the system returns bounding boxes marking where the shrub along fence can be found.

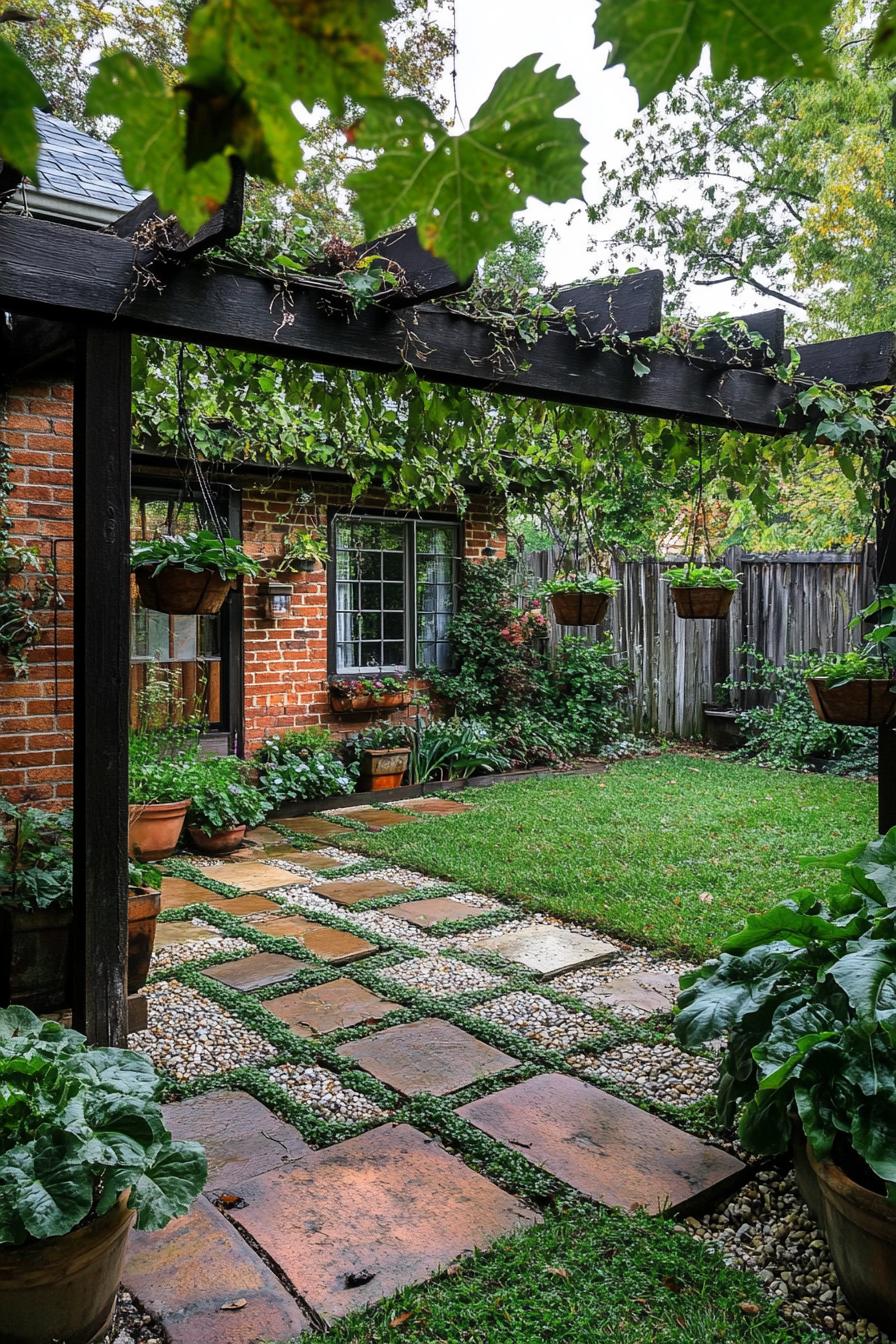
[523,546,875,739]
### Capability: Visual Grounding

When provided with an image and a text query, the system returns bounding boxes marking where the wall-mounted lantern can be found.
[263,579,293,619]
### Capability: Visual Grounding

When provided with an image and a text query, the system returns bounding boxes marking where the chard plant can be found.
[130,530,261,582]
[662,564,740,590]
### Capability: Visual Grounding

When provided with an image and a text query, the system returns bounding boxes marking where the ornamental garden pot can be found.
[670,586,734,619]
[187,822,247,855]
[806,677,896,728]
[128,798,191,861]
[809,1145,896,1332]
[0,1191,135,1344]
[548,591,610,626]
[134,565,234,616]
[359,747,411,791]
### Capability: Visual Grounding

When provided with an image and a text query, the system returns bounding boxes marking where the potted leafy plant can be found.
[343,722,411,790]
[806,588,896,728]
[0,1005,206,1344]
[128,736,196,861]
[328,669,412,713]
[274,528,329,574]
[675,828,896,1331]
[186,755,269,854]
[539,573,621,626]
[662,563,740,619]
[131,529,261,616]
[127,858,163,993]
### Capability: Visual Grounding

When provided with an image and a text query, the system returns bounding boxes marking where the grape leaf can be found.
[596,0,835,108]
[0,38,45,180]
[85,53,232,236]
[347,55,585,278]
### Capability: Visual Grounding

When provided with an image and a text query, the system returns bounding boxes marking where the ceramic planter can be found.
[810,1146,896,1332]
[670,586,735,619]
[0,1192,135,1344]
[359,747,411,791]
[134,565,234,615]
[128,798,191,861]
[806,677,896,728]
[329,690,410,714]
[548,590,610,626]
[187,822,247,855]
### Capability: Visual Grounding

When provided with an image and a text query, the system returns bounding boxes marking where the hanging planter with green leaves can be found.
[131,529,261,615]
[663,563,741,619]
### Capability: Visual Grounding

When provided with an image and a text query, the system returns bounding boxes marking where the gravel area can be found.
[102,1289,160,1344]
[129,981,276,1081]
[553,950,693,1019]
[150,931,255,973]
[266,1062,388,1124]
[568,1041,719,1105]
[686,1167,891,1340]
[471,990,602,1050]
[380,954,505,996]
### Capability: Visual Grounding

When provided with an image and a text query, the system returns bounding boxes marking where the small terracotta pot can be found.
[187,823,248,855]
[128,798,191,861]
[806,676,896,728]
[359,747,411,792]
[135,565,234,615]
[127,886,161,993]
[549,590,610,626]
[810,1146,896,1332]
[670,586,734,619]
[0,1192,135,1344]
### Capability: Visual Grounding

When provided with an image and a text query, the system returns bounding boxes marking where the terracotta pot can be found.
[0,1192,135,1344]
[329,690,410,714]
[549,590,610,626]
[810,1146,896,1332]
[0,905,72,1012]
[359,747,411,792]
[135,565,234,616]
[187,823,247,855]
[670,586,735,619]
[128,798,191,861]
[806,676,896,728]
[791,1127,823,1224]
[126,886,161,994]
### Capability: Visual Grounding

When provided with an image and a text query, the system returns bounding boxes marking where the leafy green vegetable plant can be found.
[675,828,896,1192]
[342,722,411,766]
[0,1005,206,1245]
[808,588,896,688]
[129,743,197,806]
[130,530,260,582]
[662,565,740,590]
[0,799,72,911]
[186,756,268,835]
[539,573,621,596]
[255,736,358,805]
[127,859,162,891]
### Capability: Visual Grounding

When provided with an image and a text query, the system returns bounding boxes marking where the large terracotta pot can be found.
[126,886,161,993]
[187,823,247,855]
[128,798,190,861]
[670,586,734,619]
[134,565,234,615]
[0,1192,135,1344]
[359,747,411,791]
[549,590,610,626]
[806,676,896,728]
[810,1146,896,1332]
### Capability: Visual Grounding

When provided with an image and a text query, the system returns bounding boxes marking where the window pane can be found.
[418,641,435,666]
[436,612,452,639]
[383,610,403,640]
[336,550,357,580]
[433,642,453,670]
[359,611,381,640]
[383,583,404,610]
[359,551,380,580]
[382,551,403,581]
[417,554,452,584]
[337,640,357,668]
[417,524,454,556]
[360,641,382,666]
[333,515,409,672]
[383,640,404,665]
[171,616,198,661]
[418,611,435,641]
[413,525,457,673]
[336,580,355,611]
[359,582,380,610]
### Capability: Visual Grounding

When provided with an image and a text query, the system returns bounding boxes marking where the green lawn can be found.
[345,755,877,957]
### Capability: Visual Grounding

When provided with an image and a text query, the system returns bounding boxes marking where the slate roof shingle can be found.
[34,108,142,212]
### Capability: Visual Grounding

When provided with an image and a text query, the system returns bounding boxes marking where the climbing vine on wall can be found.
[0,439,57,679]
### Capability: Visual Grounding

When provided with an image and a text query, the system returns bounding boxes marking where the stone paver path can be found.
[587,968,680,1016]
[396,798,473,815]
[264,977,400,1036]
[308,878,412,907]
[337,1017,519,1097]
[278,816,354,840]
[203,952,303,991]
[203,860,306,893]
[161,876,220,910]
[333,806,420,829]
[381,895,485,927]
[257,913,377,964]
[471,923,618,978]
[154,920,223,950]
[162,1089,311,1196]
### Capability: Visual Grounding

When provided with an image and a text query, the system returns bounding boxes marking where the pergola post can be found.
[71,327,132,1045]
[878,446,896,834]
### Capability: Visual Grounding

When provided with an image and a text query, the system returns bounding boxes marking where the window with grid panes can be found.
[332,516,458,673]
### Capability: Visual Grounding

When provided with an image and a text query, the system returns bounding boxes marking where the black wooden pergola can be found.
[1,187,893,1047]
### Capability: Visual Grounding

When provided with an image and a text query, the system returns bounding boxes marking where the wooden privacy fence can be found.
[523,546,875,739]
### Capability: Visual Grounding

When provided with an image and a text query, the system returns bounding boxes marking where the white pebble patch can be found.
[150,933,255,973]
[380,954,505,996]
[471,991,602,1050]
[568,1041,718,1105]
[266,1062,387,1124]
[129,980,275,1081]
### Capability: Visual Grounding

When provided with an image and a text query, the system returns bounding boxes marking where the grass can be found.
[325,1203,811,1344]
[343,754,877,958]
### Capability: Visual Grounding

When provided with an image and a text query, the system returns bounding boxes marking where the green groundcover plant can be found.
[0,1006,206,1245]
[0,799,72,911]
[662,564,740,590]
[255,734,358,805]
[186,756,268,835]
[676,828,896,1193]
[130,530,261,582]
[539,573,621,596]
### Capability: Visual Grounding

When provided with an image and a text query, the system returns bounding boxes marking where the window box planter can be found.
[134,565,235,616]
[128,798,191,861]
[806,677,896,728]
[359,747,411,791]
[548,590,611,626]
[329,690,410,714]
[187,822,247,855]
[809,1145,896,1333]
[702,703,744,750]
[669,586,735,619]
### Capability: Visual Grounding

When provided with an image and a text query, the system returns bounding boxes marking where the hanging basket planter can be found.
[131,530,261,617]
[806,677,896,728]
[669,586,735,620]
[134,565,235,615]
[548,590,611,626]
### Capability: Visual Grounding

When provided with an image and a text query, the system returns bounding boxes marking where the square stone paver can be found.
[264,977,399,1036]
[203,952,303,991]
[279,816,352,841]
[399,798,473,815]
[162,1089,310,1195]
[590,969,680,1017]
[337,1018,518,1097]
[205,892,282,917]
[333,807,419,830]
[258,914,377,965]
[154,921,222,949]
[381,895,484,928]
[245,824,294,847]
[161,877,217,911]
[472,924,617,979]
[230,1123,539,1320]
[203,861,303,893]
[275,849,345,871]
[309,878,412,907]
[125,1195,313,1343]
[457,1073,745,1215]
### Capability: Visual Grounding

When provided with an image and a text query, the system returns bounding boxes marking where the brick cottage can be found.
[0,114,506,805]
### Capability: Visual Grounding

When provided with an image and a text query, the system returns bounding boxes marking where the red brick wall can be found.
[0,382,74,805]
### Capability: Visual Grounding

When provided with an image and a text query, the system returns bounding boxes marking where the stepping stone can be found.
[203,860,302,893]
[381,895,484,929]
[591,969,680,1017]
[264,977,399,1037]
[472,924,617,979]
[162,1089,310,1195]
[333,806,419,830]
[205,892,282,917]
[154,921,222,949]
[203,952,303,991]
[399,798,473,815]
[258,914,377,965]
[125,1195,313,1343]
[230,1123,539,1320]
[279,816,351,840]
[161,876,217,911]
[309,878,411,907]
[277,849,345,871]
[215,845,259,863]
[245,824,293,848]
[337,1018,518,1097]
[457,1073,745,1216]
